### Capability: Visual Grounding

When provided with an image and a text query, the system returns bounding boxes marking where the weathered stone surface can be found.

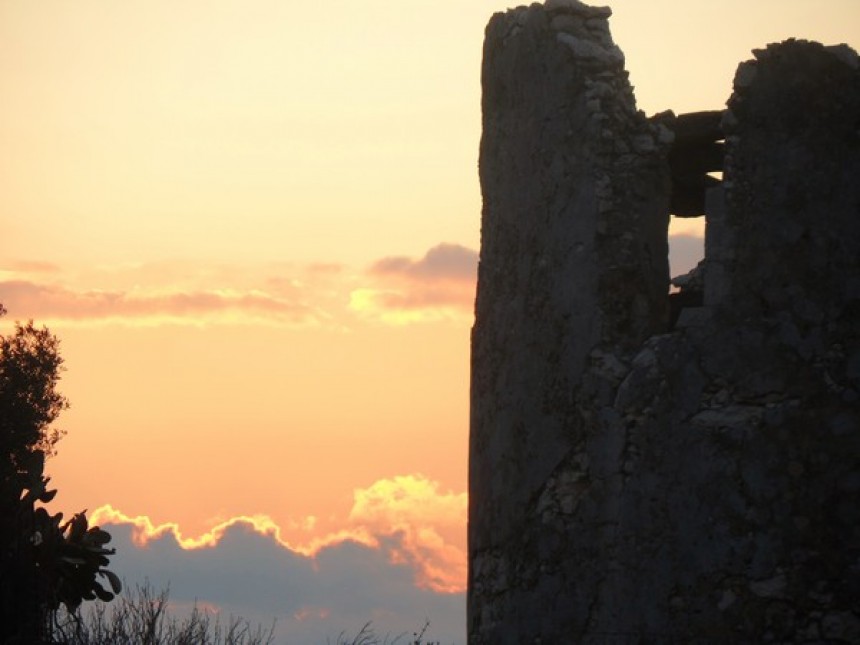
[471,2,669,640]
[722,38,860,321]
[545,0,612,19]
[470,5,860,643]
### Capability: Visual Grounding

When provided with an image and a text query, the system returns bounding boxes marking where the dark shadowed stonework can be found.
[469,1,860,643]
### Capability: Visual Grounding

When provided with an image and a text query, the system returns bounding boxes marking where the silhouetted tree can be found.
[0,305,120,644]
[0,305,67,468]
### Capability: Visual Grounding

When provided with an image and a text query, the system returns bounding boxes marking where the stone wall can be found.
[469,1,860,642]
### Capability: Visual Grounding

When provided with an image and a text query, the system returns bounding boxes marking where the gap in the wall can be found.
[668,215,705,291]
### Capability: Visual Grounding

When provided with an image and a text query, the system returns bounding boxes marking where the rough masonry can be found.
[469,1,860,642]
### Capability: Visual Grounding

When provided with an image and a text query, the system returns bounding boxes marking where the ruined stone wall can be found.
[469,1,860,642]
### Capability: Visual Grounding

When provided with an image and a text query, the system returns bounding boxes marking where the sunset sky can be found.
[2,1,859,642]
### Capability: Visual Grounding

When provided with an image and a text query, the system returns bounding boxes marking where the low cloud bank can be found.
[88,475,466,644]
[0,280,314,327]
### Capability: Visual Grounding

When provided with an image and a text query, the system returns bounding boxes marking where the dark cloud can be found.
[100,522,465,645]
[353,244,478,321]
[370,244,477,283]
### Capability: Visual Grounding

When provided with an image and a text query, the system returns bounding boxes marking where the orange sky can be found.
[2,0,859,639]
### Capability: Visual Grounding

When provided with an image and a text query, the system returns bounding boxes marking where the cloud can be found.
[90,507,314,551]
[99,522,464,644]
[0,280,317,327]
[87,476,466,644]
[0,249,482,328]
[90,475,466,594]
[351,244,478,324]
[370,244,478,283]
[347,475,467,594]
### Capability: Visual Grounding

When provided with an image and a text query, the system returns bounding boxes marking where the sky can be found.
[2,1,859,642]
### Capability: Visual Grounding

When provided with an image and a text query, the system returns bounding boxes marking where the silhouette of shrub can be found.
[51,582,276,645]
[333,619,442,645]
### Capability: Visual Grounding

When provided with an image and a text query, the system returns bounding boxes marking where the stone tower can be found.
[469,1,860,642]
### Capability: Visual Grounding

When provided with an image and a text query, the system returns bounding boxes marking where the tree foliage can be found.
[0,305,120,643]
[0,307,68,472]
